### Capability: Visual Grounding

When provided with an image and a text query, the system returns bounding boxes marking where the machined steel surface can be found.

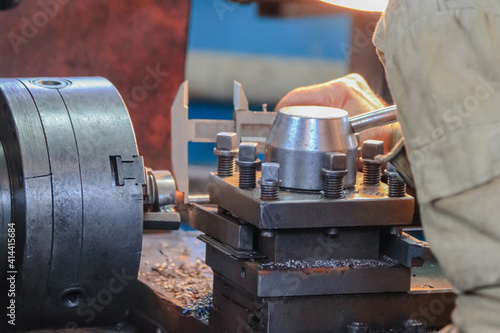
[144,169,177,210]
[209,172,414,229]
[265,105,399,191]
[0,77,144,330]
[265,106,358,190]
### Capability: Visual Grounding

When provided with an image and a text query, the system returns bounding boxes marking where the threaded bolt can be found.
[214,132,238,177]
[260,162,280,200]
[385,163,407,197]
[361,140,384,186]
[322,152,348,199]
[236,142,261,189]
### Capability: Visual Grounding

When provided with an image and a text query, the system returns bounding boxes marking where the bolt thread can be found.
[239,167,257,189]
[387,175,407,197]
[260,183,279,200]
[324,175,344,199]
[363,162,382,186]
[217,156,235,177]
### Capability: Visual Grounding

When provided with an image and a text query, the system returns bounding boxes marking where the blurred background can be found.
[0,0,383,192]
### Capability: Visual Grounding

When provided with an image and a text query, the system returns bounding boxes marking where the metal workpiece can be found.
[209,173,415,229]
[214,132,239,177]
[143,169,181,230]
[236,142,261,189]
[322,152,348,199]
[144,169,177,210]
[0,77,144,330]
[187,194,211,204]
[266,106,358,190]
[260,162,280,200]
[361,140,384,186]
[350,105,398,133]
[385,162,407,198]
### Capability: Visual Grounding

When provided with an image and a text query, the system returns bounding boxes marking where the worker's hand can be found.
[276,73,400,153]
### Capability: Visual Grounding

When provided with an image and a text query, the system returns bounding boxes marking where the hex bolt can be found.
[403,319,424,333]
[361,140,384,186]
[259,162,280,200]
[213,132,239,177]
[347,322,369,333]
[236,142,261,189]
[322,152,348,199]
[385,162,407,197]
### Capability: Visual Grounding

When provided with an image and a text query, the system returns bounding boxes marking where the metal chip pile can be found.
[181,292,213,322]
[139,241,213,322]
[260,256,399,270]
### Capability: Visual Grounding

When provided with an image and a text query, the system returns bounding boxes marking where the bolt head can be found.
[323,152,347,171]
[362,140,384,160]
[261,162,279,182]
[238,142,258,162]
[216,132,238,151]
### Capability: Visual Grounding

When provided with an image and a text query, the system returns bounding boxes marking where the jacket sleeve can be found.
[374,0,500,205]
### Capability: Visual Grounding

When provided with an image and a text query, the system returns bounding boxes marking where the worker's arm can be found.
[376,1,500,332]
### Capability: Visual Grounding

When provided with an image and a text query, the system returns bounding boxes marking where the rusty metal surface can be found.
[0,0,190,170]
[209,172,415,229]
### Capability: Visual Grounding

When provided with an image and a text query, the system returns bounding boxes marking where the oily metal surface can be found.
[209,172,415,229]
[0,78,144,330]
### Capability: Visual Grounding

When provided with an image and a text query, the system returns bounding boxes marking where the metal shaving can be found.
[259,256,399,270]
[140,241,213,322]
[181,292,213,322]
